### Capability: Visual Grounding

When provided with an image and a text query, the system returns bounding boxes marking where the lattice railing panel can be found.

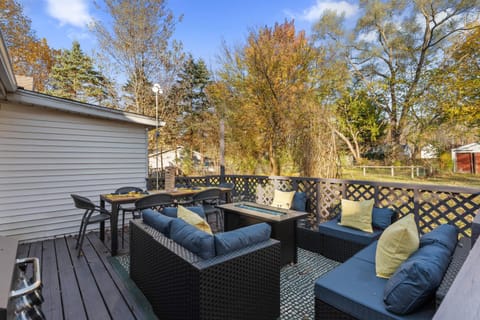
[345,183,375,201]
[162,174,480,237]
[377,187,415,218]
[417,190,480,236]
[318,181,343,220]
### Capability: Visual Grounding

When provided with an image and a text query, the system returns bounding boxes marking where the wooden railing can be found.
[147,174,480,237]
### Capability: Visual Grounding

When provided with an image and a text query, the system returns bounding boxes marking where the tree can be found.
[91,0,183,114]
[48,41,111,104]
[333,90,385,162]
[175,56,215,158]
[217,20,321,175]
[0,0,57,91]
[313,0,480,160]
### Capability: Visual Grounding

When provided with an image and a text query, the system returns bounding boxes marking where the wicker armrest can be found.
[435,236,471,308]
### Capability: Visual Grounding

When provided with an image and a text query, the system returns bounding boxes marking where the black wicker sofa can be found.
[314,231,470,319]
[298,207,397,262]
[129,219,281,320]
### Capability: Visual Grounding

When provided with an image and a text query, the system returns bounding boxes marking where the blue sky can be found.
[18,0,360,69]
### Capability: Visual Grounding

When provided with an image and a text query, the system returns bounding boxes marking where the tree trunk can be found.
[268,142,281,176]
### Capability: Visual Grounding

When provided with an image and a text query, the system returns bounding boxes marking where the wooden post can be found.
[391,166,394,176]
[363,167,366,176]
[411,166,414,179]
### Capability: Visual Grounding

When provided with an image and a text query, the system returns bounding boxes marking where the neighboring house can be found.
[451,143,480,174]
[0,33,156,241]
[148,146,204,171]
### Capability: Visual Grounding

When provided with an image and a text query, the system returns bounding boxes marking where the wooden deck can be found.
[17,229,157,320]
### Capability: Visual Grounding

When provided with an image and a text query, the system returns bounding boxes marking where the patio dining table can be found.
[100,187,232,256]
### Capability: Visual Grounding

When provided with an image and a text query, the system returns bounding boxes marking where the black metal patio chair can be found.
[71,194,111,257]
[191,188,223,230]
[114,186,145,248]
[134,193,175,211]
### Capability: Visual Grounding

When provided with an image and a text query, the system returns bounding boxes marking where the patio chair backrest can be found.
[192,188,221,203]
[115,186,144,194]
[135,193,174,210]
[71,194,95,210]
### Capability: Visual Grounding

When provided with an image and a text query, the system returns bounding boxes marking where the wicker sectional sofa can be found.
[129,219,281,320]
[314,234,470,319]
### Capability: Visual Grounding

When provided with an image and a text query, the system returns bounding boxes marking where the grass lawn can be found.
[340,167,480,188]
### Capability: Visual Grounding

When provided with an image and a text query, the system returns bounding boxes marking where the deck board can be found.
[65,237,112,320]
[41,239,63,320]
[55,237,88,320]
[14,230,155,320]
[86,232,153,320]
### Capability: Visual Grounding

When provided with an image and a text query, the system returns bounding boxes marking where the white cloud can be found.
[298,1,359,22]
[358,30,377,42]
[46,0,92,28]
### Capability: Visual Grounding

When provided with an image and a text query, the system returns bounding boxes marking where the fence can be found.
[146,174,480,237]
[355,165,428,178]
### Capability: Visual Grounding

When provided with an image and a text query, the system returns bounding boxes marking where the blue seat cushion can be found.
[352,241,377,264]
[162,206,206,219]
[170,218,215,259]
[214,223,271,256]
[384,243,453,315]
[318,219,382,246]
[315,255,435,320]
[372,207,395,230]
[142,209,175,237]
[420,224,458,252]
[292,192,307,211]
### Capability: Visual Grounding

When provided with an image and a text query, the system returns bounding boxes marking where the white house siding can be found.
[0,102,148,241]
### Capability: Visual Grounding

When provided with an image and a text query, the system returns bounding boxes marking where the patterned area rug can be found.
[112,249,340,320]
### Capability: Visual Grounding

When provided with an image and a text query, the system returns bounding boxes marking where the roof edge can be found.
[7,89,157,127]
[0,32,17,96]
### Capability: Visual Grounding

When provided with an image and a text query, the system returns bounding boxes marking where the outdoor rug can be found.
[111,248,340,320]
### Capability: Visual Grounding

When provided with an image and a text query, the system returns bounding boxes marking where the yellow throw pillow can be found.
[177,205,213,235]
[375,214,419,278]
[271,190,296,209]
[339,199,374,233]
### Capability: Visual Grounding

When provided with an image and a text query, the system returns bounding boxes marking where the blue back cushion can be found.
[170,218,215,259]
[372,207,394,229]
[214,223,271,256]
[292,192,307,211]
[383,242,453,315]
[162,206,206,219]
[142,209,175,237]
[420,224,458,252]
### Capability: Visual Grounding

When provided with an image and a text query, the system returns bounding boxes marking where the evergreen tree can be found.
[175,56,213,160]
[48,41,110,104]
[177,55,210,112]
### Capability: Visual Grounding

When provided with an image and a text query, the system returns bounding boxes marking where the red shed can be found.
[452,143,480,174]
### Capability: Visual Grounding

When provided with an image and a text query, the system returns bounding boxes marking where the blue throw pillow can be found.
[384,243,452,314]
[170,218,215,259]
[420,224,458,252]
[142,209,175,237]
[292,192,307,211]
[162,206,206,219]
[214,223,272,256]
[372,207,394,229]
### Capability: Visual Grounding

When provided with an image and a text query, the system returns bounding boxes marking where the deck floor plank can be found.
[65,237,112,320]
[55,237,88,320]
[41,239,63,320]
[86,232,155,320]
[80,234,136,320]
[14,229,156,320]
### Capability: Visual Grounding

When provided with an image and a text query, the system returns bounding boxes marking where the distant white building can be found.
[420,144,438,159]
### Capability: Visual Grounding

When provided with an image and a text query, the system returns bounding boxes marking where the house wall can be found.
[0,102,148,241]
